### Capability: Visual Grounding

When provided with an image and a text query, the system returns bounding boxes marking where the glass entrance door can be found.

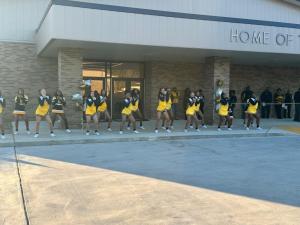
[112,78,143,119]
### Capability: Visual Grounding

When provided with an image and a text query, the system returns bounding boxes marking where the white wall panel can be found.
[72,0,300,24]
[36,5,300,55]
[0,0,50,42]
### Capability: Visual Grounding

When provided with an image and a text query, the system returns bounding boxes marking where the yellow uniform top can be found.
[130,96,139,112]
[186,97,196,116]
[194,96,201,112]
[97,96,108,112]
[122,98,132,115]
[157,94,167,112]
[85,96,97,116]
[35,96,51,116]
[218,98,229,116]
[247,98,259,114]
[166,97,172,111]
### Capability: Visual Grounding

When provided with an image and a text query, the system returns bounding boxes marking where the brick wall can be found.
[231,65,300,118]
[0,42,58,127]
[58,48,83,128]
[145,61,206,119]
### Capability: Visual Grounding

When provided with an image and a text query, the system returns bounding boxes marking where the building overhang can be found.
[36,0,300,66]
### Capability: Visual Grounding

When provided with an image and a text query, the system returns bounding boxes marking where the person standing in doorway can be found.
[294,88,300,122]
[171,87,179,120]
[283,90,293,119]
[260,87,272,119]
[13,88,30,135]
[274,88,284,119]
[241,86,253,125]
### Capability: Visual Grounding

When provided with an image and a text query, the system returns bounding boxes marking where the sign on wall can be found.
[230,28,300,47]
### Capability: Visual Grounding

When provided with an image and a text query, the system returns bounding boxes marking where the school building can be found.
[1,0,300,126]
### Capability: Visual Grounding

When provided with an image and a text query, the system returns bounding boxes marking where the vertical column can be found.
[58,48,82,128]
[203,57,231,125]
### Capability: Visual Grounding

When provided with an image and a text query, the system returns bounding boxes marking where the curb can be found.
[0,132,292,148]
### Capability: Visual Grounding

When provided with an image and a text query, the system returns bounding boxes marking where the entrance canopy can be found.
[36,0,300,66]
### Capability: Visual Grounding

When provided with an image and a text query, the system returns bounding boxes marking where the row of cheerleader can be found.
[0,87,262,139]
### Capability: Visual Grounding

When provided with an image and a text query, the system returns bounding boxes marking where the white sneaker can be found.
[155,129,159,134]
[95,132,100,136]
[134,130,140,134]
[161,126,166,130]
[189,125,194,129]
[66,129,71,133]
[246,127,250,131]
[86,132,90,136]
[139,126,145,130]
[166,129,172,133]
[26,131,31,135]
[202,125,208,129]
[107,128,112,132]
[196,129,200,132]
[228,128,232,131]
[184,129,188,133]
[257,127,262,130]
[1,135,5,139]
[120,131,123,135]
[34,133,39,138]
[14,131,18,135]
[126,126,131,130]
[50,133,55,137]
[217,128,221,131]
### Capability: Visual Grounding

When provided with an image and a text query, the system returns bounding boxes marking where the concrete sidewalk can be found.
[0,119,299,147]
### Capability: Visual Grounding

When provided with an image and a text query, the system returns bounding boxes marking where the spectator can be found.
[260,87,272,118]
[294,88,300,122]
[274,88,284,119]
[241,86,253,125]
[283,90,293,119]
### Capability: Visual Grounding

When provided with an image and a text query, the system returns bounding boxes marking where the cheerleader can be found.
[127,88,144,130]
[34,89,55,138]
[162,88,174,129]
[96,89,112,131]
[85,90,100,135]
[184,92,200,132]
[194,90,207,128]
[0,91,6,139]
[246,94,262,130]
[13,88,30,134]
[51,90,71,133]
[217,93,233,131]
[120,91,139,134]
[155,88,171,133]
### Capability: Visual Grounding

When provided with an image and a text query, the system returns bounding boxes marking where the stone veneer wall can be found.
[0,42,58,127]
[231,65,300,118]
